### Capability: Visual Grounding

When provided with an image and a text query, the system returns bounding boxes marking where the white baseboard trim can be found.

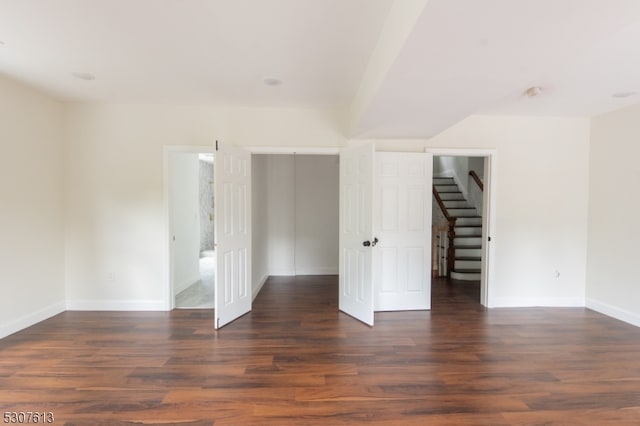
[489,297,585,308]
[269,270,296,276]
[253,274,269,301]
[66,299,166,311]
[294,268,339,275]
[586,298,640,328]
[0,301,66,339]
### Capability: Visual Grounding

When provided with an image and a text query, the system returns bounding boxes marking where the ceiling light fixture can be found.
[612,91,636,98]
[524,86,542,98]
[72,72,95,81]
[263,77,282,87]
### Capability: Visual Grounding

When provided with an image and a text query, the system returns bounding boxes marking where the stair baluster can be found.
[432,186,456,278]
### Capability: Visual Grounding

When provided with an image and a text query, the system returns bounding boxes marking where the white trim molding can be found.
[587,298,640,328]
[66,299,166,311]
[491,297,585,308]
[246,146,340,155]
[0,302,66,339]
[253,274,269,301]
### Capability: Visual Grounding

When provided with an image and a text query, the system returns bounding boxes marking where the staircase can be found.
[433,176,482,281]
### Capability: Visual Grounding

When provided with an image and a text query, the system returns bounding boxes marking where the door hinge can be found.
[488,236,491,242]
[215,140,219,151]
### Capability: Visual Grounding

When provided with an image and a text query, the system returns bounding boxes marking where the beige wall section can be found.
[63,104,345,309]
[62,101,591,311]
[261,154,340,276]
[587,105,640,326]
[169,153,201,295]
[0,76,65,338]
[358,115,591,307]
[294,155,339,275]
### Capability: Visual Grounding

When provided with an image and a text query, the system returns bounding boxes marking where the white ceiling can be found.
[0,0,393,107]
[2,0,640,138]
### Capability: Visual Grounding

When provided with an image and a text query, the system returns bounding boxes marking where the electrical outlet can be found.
[107,272,115,282]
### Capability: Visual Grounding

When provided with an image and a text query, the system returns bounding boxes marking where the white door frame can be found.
[163,145,214,310]
[426,148,497,308]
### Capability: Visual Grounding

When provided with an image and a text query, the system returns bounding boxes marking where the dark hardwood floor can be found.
[1,276,640,425]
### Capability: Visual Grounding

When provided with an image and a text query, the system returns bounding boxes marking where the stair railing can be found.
[432,186,456,278]
[469,170,483,191]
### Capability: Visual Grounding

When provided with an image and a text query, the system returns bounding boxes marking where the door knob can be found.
[363,238,379,247]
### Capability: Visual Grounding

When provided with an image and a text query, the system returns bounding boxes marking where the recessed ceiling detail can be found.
[612,91,636,98]
[71,72,95,81]
[262,77,282,87]
[524,87,542,98]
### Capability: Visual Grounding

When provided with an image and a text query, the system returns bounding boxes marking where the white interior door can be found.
[339,144,375,326]
[374,152,432,311]
[214,141,251,329]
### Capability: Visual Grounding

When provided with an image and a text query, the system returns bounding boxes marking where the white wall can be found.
[58,102,590,313]
[63,104,344,309]
[294,155,340,275]
[169,153,201,295]
[587,105,640,326]
[261,154,340,276]
[266,155,296,275]
[251,154,269,297]
[467,156,484,212]
[361,115,591,307]
[0,75,65,338]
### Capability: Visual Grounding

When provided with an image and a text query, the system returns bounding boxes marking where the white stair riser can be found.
[438,193,465,201]
[454,237,482,246]
[433,178,454,184]
[449,208,477,216]
[455,259,481,269]
[434,185,460,193]
[455,248,481,257]
[451,271,481,281]
[443,200,470,208]
[455,227,482,237]
[455,217,482,226]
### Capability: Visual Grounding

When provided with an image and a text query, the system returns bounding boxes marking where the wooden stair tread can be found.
[455,257,481,261]
[452,268,482,273]
[454,245,482,249]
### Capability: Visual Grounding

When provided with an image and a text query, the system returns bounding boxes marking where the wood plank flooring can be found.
[1,276,640,425]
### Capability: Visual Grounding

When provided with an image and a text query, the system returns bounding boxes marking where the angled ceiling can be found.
[2,0,640,138]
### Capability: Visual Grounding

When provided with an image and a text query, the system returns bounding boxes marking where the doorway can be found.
[251,153,340,278]
[427,148,496,308]
[168,151,215,309]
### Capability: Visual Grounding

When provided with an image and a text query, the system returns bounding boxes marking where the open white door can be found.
[339,144,375,326]
[214,141,251,329]
[374,152,433,311]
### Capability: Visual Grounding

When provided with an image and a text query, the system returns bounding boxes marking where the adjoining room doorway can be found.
[432,155,485,305]
[168,151,215,309]
[427,148,496,308]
